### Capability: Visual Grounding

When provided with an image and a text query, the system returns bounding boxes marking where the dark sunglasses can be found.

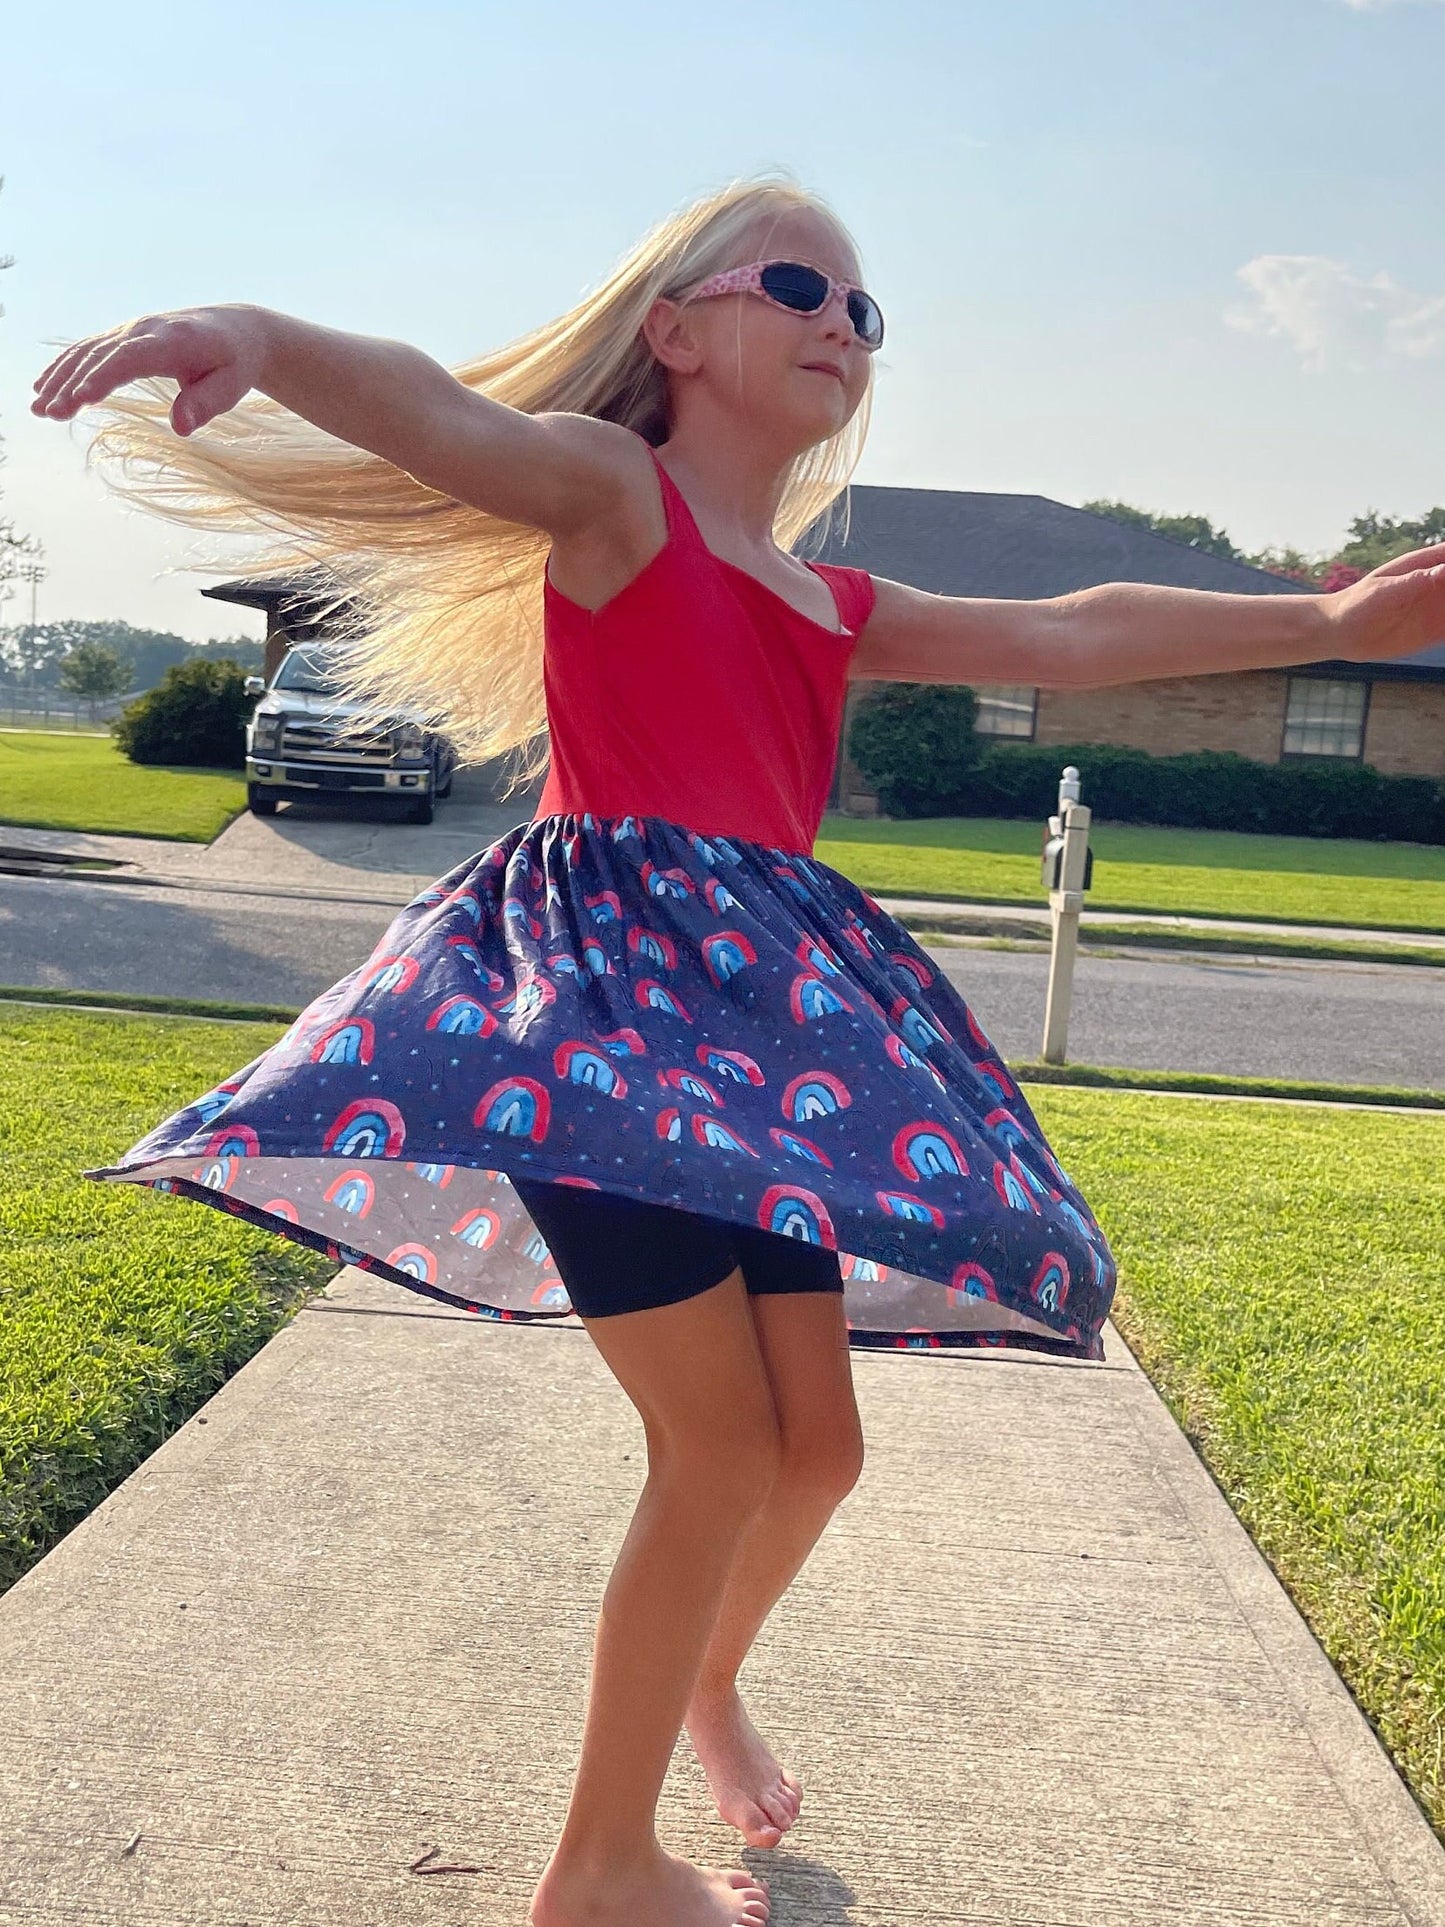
[685,258,885,351]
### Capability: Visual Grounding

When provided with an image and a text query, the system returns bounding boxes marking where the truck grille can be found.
[279,722,394,763]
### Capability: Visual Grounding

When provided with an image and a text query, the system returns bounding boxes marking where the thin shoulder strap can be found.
[810,561,877,635]
[635,435,702,553]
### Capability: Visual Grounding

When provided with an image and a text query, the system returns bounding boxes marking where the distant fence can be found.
[0,693,130,732]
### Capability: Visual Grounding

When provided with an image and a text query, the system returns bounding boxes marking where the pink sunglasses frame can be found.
[683,259,885,351]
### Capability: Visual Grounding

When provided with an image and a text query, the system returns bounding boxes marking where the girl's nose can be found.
[817,289,852,334]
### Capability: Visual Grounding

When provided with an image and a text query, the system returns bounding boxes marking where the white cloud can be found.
[1223,254,1445,372]
[1337,0,1445,11]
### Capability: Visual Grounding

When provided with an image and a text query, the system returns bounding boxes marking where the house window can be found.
[971,684,1037,739]
[1282,677,1367,759]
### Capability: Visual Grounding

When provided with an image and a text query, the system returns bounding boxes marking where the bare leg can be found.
[685,1289,866,1847]
[530,1265,780,1927]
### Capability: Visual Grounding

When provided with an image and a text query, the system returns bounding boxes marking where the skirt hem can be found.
[84,1148,1106,1362]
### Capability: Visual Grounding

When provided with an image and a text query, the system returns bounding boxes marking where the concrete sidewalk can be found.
[3,1269,1443,1925]
[877,893,1445,953]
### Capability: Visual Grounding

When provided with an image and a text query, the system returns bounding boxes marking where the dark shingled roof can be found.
[202,485,1445,676]
[807,483,1445,677]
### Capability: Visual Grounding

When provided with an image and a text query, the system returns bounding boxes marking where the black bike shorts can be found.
[508,1174,844,1320]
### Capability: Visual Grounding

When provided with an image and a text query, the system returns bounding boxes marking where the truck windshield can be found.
[273,650,344,695]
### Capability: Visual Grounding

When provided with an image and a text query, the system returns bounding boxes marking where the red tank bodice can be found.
[532,441,876,853]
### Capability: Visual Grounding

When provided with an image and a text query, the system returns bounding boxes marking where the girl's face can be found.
[654,209,874,452]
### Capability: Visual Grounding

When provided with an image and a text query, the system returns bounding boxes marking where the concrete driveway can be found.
[196,763,546,897]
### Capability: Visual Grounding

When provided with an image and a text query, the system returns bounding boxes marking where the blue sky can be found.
[4,0,1444,641]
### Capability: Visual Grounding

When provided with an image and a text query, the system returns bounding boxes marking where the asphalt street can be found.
[4,871,1441,1091]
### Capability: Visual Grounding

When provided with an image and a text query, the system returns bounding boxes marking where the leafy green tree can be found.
[0,618,264,690]
[1079,499,1245,562]
[1083,495,1445,589]
[1337,508,1445,574]
[57,640,133,719]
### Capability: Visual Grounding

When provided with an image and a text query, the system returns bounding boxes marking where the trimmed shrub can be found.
[847,682,983,816]
[111,658,253,769]
[845,703,1445,845]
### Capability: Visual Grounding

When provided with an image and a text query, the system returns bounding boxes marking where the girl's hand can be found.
[30,304,271,438]
[1327,542,1445,663]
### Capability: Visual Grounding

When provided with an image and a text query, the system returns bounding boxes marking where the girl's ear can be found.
[642,295,705,377]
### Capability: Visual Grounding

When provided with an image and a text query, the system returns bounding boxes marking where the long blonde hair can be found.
[80,168,875,795]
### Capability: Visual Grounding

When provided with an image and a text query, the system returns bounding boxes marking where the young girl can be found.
[32,172,1445,1927]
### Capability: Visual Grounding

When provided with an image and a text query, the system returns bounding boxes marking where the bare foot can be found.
[684,1686,803,1848]
[530,1842,769,1925]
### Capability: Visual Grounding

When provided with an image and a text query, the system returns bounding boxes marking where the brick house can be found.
[810,485,1445,815]
[205,485,1445,817]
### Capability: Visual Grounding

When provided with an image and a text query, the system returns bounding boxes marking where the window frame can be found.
[969,682,1039,742]
[1279,673,1370,764]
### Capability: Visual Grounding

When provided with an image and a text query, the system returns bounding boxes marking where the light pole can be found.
[15,558,46,698]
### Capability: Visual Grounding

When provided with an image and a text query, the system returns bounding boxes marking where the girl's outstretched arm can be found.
[853,548,1445,688]
[30,303,638,538]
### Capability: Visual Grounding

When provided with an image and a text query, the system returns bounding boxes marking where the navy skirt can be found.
[87,812,1118,1360]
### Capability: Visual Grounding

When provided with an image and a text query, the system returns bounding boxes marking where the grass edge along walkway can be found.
[879,882,1445,941]
[0,1007,333,1596]
[3,1005,1443,1848]
[0,731,245,843]
[815,815,1445,938]
[902,914,1445,972]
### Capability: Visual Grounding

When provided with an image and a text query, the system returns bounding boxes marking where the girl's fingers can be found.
[30,337,106,410]
[45,340,123,414]
[1362,541,1445,581]
[45,333,166,417]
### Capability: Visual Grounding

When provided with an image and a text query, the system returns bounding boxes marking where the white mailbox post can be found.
[1040,766,1094,1065]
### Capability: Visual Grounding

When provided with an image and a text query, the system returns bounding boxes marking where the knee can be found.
[778,1423,866,1503]
[650,1408,784,1516]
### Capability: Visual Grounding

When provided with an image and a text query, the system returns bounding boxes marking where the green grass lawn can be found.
[1028,1080,1445,1840]
[0,1008,330,1590]
[0,731,246,841]
[5,1012,1444,1841]
[818,812,1445,934]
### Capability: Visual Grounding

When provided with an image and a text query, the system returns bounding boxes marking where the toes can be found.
[757,1790,794,1831]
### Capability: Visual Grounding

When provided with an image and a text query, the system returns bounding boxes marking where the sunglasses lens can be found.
[758,261,830,313]
[847,291,885,349]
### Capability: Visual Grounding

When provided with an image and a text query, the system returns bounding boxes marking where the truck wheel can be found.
[407,794,435,825]
[248,786,279,816]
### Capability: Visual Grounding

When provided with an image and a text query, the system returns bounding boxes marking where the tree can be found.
[0,619,265,692]
[57,640,133,720]
[1082,492,1445,590]
[1337,508,1445,574]
[1079,498,1245,562]
[0,178,48,653]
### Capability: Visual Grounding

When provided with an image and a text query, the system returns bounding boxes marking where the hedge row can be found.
[846,686,1445,843]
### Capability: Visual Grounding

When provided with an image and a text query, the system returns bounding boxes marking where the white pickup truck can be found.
[244,644,455,824]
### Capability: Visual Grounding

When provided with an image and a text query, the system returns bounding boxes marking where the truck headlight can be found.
[251,713,283,752]
[396,723,427,758]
